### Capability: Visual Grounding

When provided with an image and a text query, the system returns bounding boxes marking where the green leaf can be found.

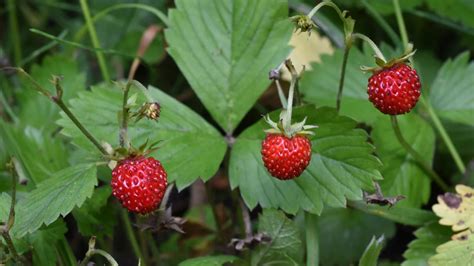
[350,200,437,226]
[318,208,394,265]
[430,52,474,126]
[229,106,382,214]
[0,121,69,184]
[178,255,237,266]
[1,194,67,266]
[251,209,303,265]
[17,55,85,133]
[428,233,474,266]
[359,235,385,266]
[299,46,384,124]
[13,164,97,237]
[402,222,451,266]
[372,114,435,208]
[57,83,226,190]
[165,0,293,132]
[27,220,68,266]
[426,0,474,28]
[73,186,115,237]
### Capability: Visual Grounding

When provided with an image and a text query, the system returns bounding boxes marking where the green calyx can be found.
[263,111,318,138]
[361,43,416,73]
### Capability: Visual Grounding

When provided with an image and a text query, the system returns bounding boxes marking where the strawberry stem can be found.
[1,159,27,264]
[390,116,450,191]
[392,0,466,174]
[352,33,386,62]
[79,236,118,266]
[336,44,351,112]
[284,59,298,128]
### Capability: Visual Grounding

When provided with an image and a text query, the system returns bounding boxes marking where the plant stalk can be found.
[392,0,409,50]
[392,0,465,174]
[361,0,400,46]
[305,212,319,266]
[79,0,110,81]
[119,82,132,149]
[336,43,351,112]
[390,116,449,191]
[55,99,107,155]
[351,33,386,61]
[120,210,144,262]
[420,97,466,174]
[7,0,22,66]
[79,237,118,266]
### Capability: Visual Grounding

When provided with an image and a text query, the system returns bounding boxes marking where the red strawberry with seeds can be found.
[111,156,167,214]
[261,134,312,180]
[367,63,421,115]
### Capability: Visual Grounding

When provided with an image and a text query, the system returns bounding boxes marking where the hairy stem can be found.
[392,0,465,174]
[392,0,409,50]
[275,80,288,109]
[119,82,132,148]
[352,33,386,61]
[305,212,319,266]
[79,237,118,266]
[336,44,351,112]
[420,97,466,174]
[79,0,110,81]
[120,210,144,262]
[361,0,400,46]
[55,99,107,155]
[390,116,450,191]
[7,0,22,66]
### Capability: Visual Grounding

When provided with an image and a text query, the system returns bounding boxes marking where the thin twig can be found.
[1,159,26,264]
[390,116,450,191]
[336,44,351,112]
[79,236,118,266]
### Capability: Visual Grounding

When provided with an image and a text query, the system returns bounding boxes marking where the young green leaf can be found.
[402,222,451,266]
[359,235,385,266]
[229,106,382,214]
[372,114,435,208]
[430,52,474,126]
[13,164,97,237]
[57,83,226,190]
[251,209,303,265]
[165,0,293,133]
[178,255,237,266]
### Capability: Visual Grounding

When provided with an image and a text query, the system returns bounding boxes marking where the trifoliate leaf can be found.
[230,106,382,215]
[166,0,293,133]
[13,164,97,237]
[402,222,451,266]
[57,83,226,190]
[430,52,474,126]
[372,114,435,208]
[251,209,303,265]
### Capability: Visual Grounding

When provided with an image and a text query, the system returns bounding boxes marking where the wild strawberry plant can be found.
[0,0,473,265]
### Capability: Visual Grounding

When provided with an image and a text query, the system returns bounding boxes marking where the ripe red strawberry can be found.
[367,63,421,115]
[111,156,167,214]
[261,134,312,180]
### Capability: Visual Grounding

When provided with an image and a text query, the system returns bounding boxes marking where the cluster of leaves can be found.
[0,0,473,265]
